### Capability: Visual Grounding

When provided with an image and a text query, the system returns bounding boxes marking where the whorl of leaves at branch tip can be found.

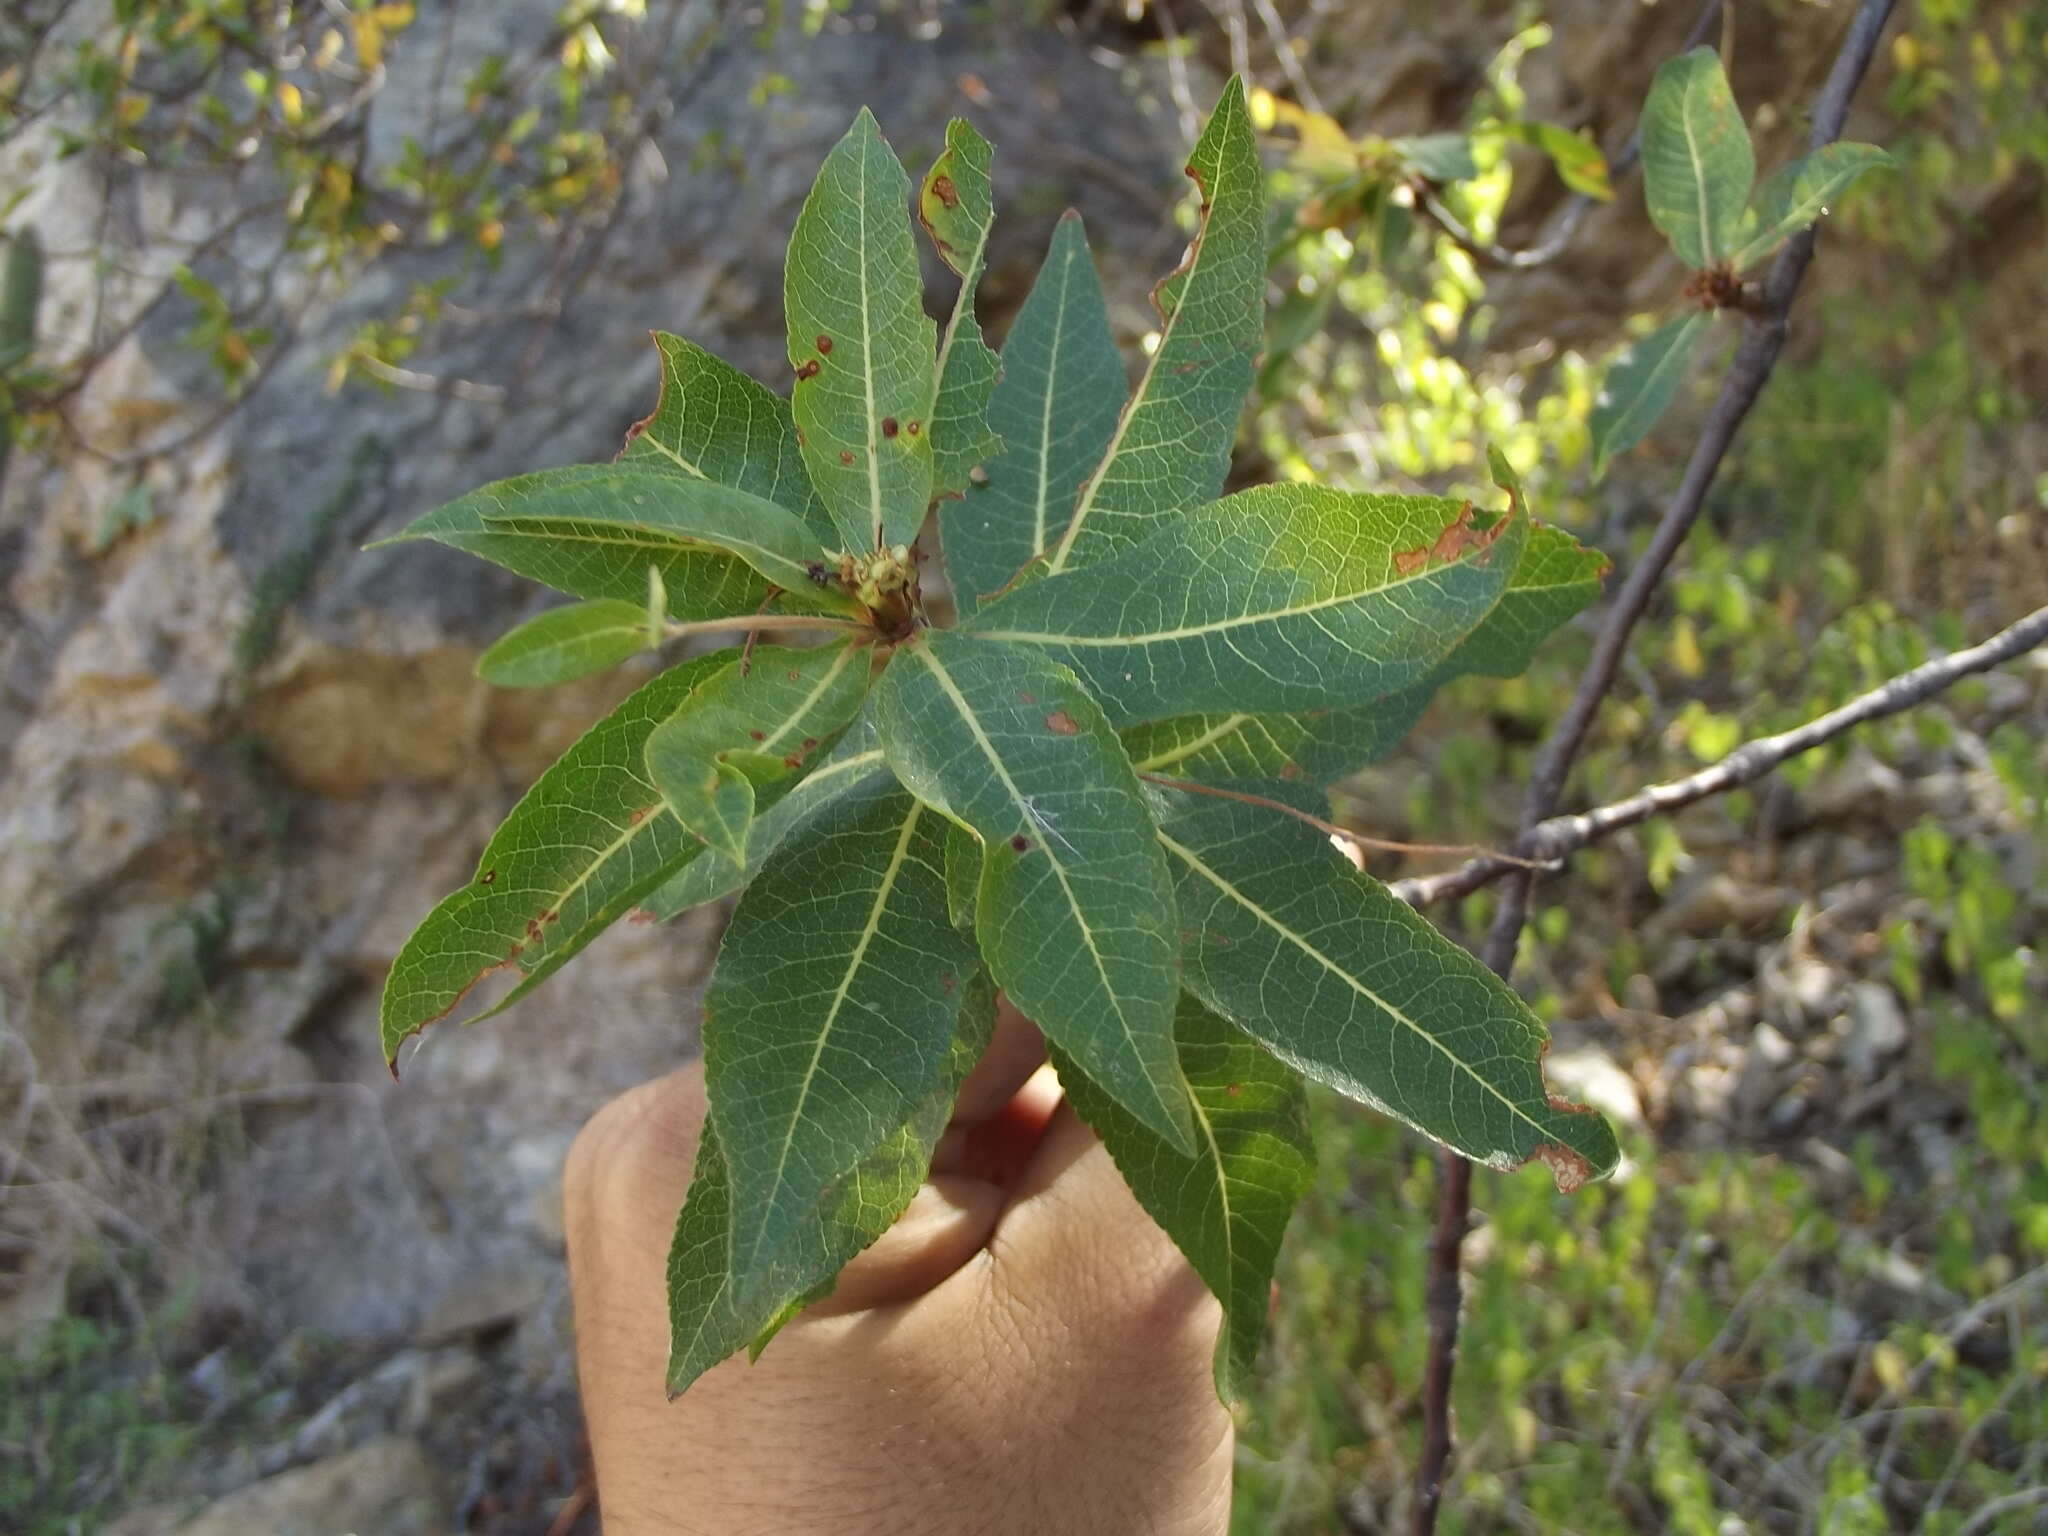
[1592,47,1892,475]
[373,78,1624,1401]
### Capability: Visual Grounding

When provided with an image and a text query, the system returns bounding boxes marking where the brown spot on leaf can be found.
[748,729,766,742]
[940,972,956,994]
[905,419,921,436]
[816,334,834,354]
[1045,710,1080,736]
[627,807,649,826]
[795,428,806,447]
[1018,690,1037,705]
[1279,761,1303,781]
[479,869,498,885]
[1224,1082,1243,1098]
[1531,1141,1594,1194]
[801,737,819,750]
[931,173,959,208]
[839,450,856,466]
[525,917,545,942]
[1010,834,1031,853]
[541,908,560,924]
[783,753,803,770]
[795,359,820,381]
[882,416,899,438]
[1393,500,1508,576]
[787,669,801,682]
[627,908,658,925]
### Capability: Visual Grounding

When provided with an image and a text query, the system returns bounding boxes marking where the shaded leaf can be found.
[621,331,833,543]
[705,781,981,1302]
[379,652,731,1062]
[1047,77,1263,572]
[1056,994,1313,1397]
[972,484,1529,725]
[941,213,1126,616]
[1641,47,1754,268]
[1394,133,1479,184]
[1591,311,1711,477]
[471,464,856,615]
[1158,793,1620,1189]
[634,723,886,921]
[786,108,936,551]
[378,468,767,623]
[475,598,655,688]
[942,819,979,930]
[920,119,1002,497]
[873,628,1193,1153]
[644,641,872,865]
[667,970,996,1395]
[1730,143,1893,269]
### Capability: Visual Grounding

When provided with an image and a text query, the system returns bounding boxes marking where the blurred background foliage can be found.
[3,2,2044,1533]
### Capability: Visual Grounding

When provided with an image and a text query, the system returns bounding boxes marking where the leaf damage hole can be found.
[479,869,498,885]
[1532,1141,1594,1195]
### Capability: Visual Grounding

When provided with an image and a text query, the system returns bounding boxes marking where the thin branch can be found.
[1389,602,2048,908]
[1138,773,1555,869]
[1409,5,1899,1531]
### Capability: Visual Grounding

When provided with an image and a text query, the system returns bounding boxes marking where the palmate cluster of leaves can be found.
[376,80,1624,1400]
[1589,48,1891,475]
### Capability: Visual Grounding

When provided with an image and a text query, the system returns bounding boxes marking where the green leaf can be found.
[705,781,982,1301]
[941,213,1126,616]
[468,464,856,616]
[920,119,1001,498]
[1158,793,1620,1189]
[1120,520,1605,785]
[1055,994,1313,1398]
[644,642,872,865]
[1729,143,1892,269]
[1394,133,1480,184]
[873,628,1194,1154]
[621,331,833,544]
[1046,77,1263,573]
[1499,121,1612,201]
[633,725,886,921]
[667,970,996,1396]
[379,652,731,1062]
[1591,311,1711,477]
[1640,47,1754,268]
[378,468,768,623]
[475,598,655,688]
[972,484,1529,725]
[785,108,936,552]
[942,820,979,930]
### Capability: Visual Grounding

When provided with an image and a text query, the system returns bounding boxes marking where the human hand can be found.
[563,1006,1232,1535]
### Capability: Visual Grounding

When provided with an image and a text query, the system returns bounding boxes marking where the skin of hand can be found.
[563,1007,1233,1536]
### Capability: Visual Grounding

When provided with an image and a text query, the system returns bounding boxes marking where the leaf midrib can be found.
[1681,69,1718,264]
[857,132,884,550]
[909,643,1152,1082]
[737,797,926,1272]
[1160,830,1571,1162]
[976,543,1494,649]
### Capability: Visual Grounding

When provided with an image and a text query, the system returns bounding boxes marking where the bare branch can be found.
[1411,4,1900,1530]
[1390,602,2048,909]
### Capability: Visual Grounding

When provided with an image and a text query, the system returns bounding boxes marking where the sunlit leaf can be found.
[971,484,1529,724]
[920,119,1001,498]
[941,214,1126,616]
[644,642,872,865]
[475,598,655,688]
[1590,311,1711,477]
[706,781,981,1302]
[1729,142,1893,269]
[1641,47,1754,268]
[786,108,936,551]
[1047,77,1263,572]
[873,629,1194,1153]
[1056,994,1313,1397]
[1158,793,1620,1189]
